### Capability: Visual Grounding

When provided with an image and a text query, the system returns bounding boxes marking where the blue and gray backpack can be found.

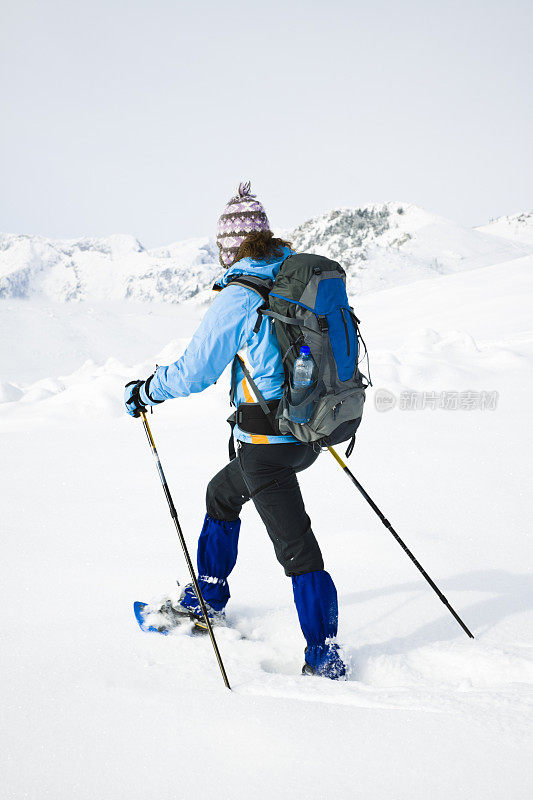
[225,252,370,456]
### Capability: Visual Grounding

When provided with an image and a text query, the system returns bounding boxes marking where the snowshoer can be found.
[125,182,346,679]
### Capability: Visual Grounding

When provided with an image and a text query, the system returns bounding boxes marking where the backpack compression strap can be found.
[234,355,279,428]
[225,355,281,458]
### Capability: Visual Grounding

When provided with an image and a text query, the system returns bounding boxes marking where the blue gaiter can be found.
[292,570,339,667]
[195,514,240,611]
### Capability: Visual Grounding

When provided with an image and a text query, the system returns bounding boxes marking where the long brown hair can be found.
[232,230,292,265]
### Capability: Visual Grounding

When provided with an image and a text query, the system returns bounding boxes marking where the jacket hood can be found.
[219,246,293,287]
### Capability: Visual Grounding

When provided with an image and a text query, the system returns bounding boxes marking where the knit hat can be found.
[216,181,270,267]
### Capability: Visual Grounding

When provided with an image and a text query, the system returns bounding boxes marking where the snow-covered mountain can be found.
[476,211,533,245]
[1,203,531,303]
[287,202,530,295]
[0,232,220,304]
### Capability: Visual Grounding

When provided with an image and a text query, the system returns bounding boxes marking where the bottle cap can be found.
[300,345,310,355]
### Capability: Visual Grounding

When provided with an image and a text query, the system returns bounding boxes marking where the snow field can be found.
[1,253,532,799]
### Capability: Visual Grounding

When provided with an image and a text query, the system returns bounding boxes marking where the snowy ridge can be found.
[2,203,531,303]
[476,210,533,245]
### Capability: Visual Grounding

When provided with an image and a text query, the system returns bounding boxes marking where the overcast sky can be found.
[1,0,531,246]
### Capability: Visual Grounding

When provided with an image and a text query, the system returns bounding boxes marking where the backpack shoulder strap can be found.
[222,276,273,334]
[224,275,272,302]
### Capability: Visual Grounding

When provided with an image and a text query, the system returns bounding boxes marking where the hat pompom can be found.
[238,180,255,198]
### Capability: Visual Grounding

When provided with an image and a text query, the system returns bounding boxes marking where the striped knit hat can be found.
[216,181,270,267]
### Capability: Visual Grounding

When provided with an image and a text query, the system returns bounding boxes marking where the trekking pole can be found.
[140,411,231,689]
[328,447,474,639]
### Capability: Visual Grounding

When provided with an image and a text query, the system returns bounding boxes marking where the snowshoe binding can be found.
[134,583,225,635]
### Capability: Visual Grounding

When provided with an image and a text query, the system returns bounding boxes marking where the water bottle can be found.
[290,345,316,423]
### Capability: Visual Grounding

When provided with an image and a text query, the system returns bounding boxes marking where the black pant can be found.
[206,442,323,576]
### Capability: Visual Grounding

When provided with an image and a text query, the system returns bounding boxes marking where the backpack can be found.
[222,252,370,456]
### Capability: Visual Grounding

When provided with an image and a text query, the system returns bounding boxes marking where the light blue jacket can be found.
[146,247,297,444]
